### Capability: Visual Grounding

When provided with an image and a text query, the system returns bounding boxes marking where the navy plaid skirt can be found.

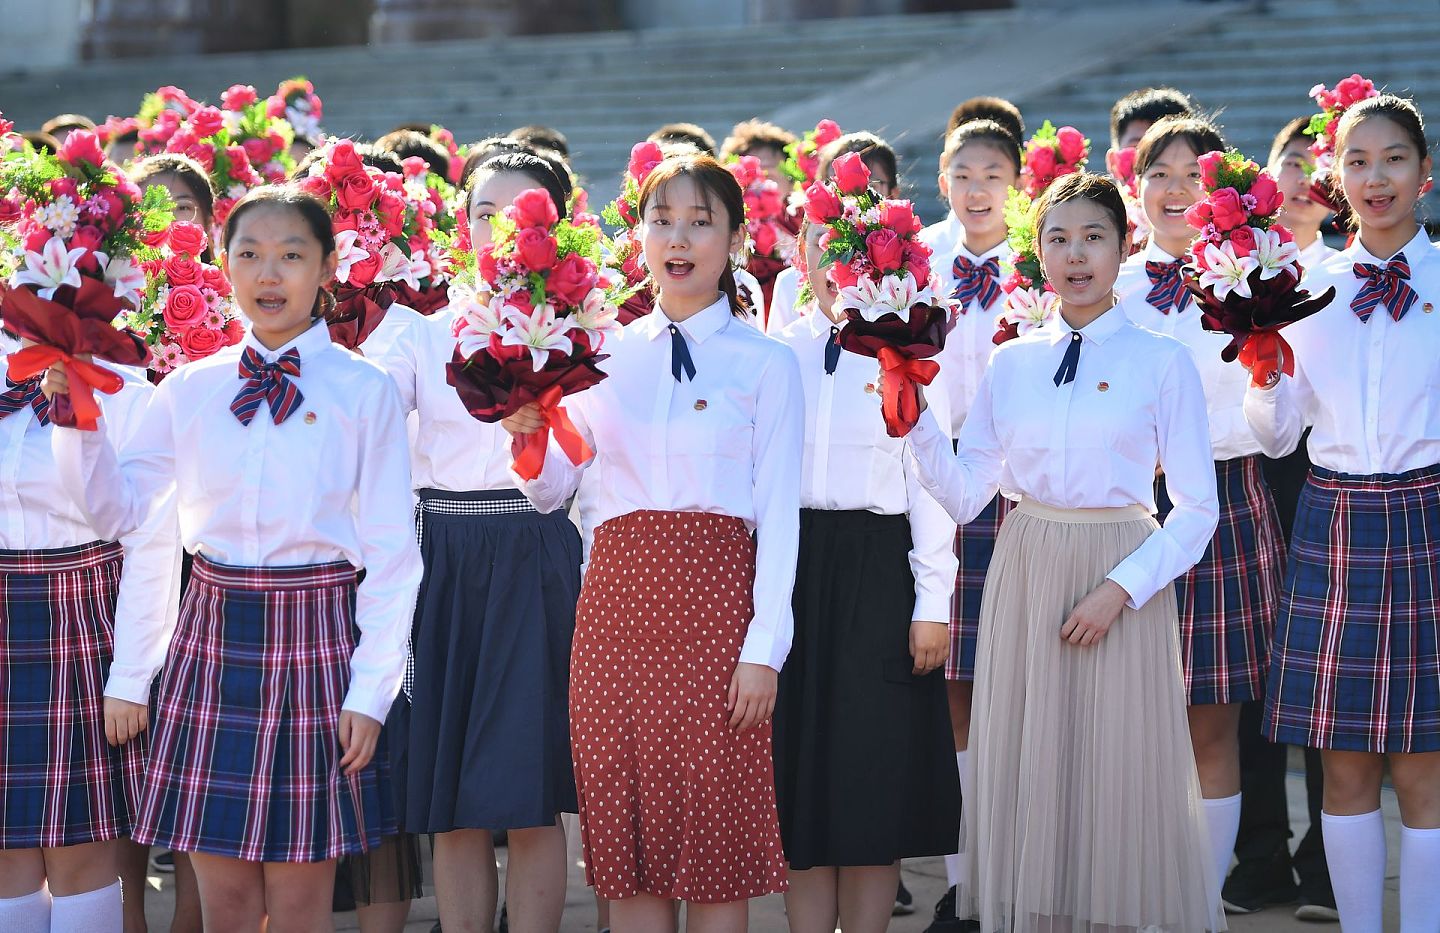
[1264,465,1440,753]
[947,493,1013,681]
[0,541,145,848]
[1158,456,1286,705]
[134,556,394,861]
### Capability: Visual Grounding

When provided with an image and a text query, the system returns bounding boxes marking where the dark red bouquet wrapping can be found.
[806,152,955,437]
[447,188,626,480]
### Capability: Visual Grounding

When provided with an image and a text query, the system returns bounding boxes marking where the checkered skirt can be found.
[1264,465,1440,753]
[1158,456,1286,705]
[134,556,393,861]
[947,493,1014,681]
[0,541,145,848]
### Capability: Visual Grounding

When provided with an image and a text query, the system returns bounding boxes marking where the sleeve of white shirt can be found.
[370,318,421,414]
[1242,359,1310,459]
[739,345,804,671]
[906,367,1005,527]
[1105,348,1219,608]
[512,392,595,512]
[906,371,958,621]
[344,377,424,723]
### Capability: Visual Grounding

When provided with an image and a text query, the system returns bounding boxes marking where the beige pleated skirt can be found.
[962,499,1224,933]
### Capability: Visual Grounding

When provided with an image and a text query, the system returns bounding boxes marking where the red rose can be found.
[168,221,207,257]
[751,222,777,258]
[803,183,843,224]
[832,152,871,195]
[815,119,843,148]
[335,172,378,212]
[904,244,931,284]
[298,175,333,202]
[0,195,20,226]
[223,317,246,345]
[829,262,860,291]
[189,106,225,139]
[546,252,598,307]
[23,227,50,254]
[515,227,559,271]
[323,140,367,185]
[478,243,500,284]
[878,201,922,238]
[57,131,106,169]
[865,228,903,272]
[1208,187,1248,232]
[70,226,105,273]
[378,172,404,194]
[142,228,170,249]
[1026,145,1058,181]
[221,84,258,111]
[241,137,272,167]
[1227,225,1259,257]
[1056,126,1087,165]
[510,188,559,230]
[348,250,383,287]
[164,254,203,288]
[178,323,226,359]
[163,284,208,328]
[1247,174,1283,217]
[1273,224,1295,245]
[1197,151,1225,191]
[201,264,230,295]
[1184,200,1213,230]
[627,142,665,184]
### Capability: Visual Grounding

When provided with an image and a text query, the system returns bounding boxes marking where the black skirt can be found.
[773,509,961,869]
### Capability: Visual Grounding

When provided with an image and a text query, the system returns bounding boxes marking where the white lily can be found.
[102,254,146,306]
[333,229,369,284]
[1002,286,1061,335]
[374,243,432,291]
[565,288,621,348]
[1251,229,1301,281]
[501,304,573,372]
[1198,241,1259,301]
[835,272,931,323]
[453,293,508,358]
[12,235,88,299]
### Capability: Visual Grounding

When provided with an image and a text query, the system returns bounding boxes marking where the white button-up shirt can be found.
[1245,229,1440,476]
[907,301,1219,609]
[764,266,804,336]
[775,307,958,621]
[923,216,1009,435]
[53,321,423,723]
[516,295,804,671]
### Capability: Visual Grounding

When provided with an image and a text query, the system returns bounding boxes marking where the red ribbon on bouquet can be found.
[509,383,592,482]
[5,345,125,431]
[1236,330,1294,390]
[877,346,940,439]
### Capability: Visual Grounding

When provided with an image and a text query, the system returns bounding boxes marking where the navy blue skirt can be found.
[399,488,581,833]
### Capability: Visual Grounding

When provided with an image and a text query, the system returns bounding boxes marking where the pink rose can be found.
[865,228,903,273]
[1183,200,1213,231]
[477,243,500,284]
[348,250,383,287]
[1247,173,1283,217]
[515,228,559,271]
[70,226,105,273]
[1056,126,1087,165]
[1197,150,1225,191]
[323,140,367,185]
[163,284,208,328]
[510,188,559,230]
[241,137,272,167]
[23,227,50,254]
[1208,187,1248,232]
[814,119,843,148]
[878,201,921,238]
[378,193,406,236]
[201,264,230,295]
[828,261,860,291]
[1026,145,1057,181]
[298,174,333,202]
[627,142,665,184]
[903,243,930,284]
[335,171,378,212]
[1227,225,1258,257]
[751,222,777,258]
[731,155,763,189]
[221,84,259,111]
[168,221,207,257]
[0,195,20,226]
[189,106,224,139]
[56,131,106,168]
[1336,74,1375,107]
[178,323,226,359]
[164,254,203,288]
[223,317,246,345]
[803,183,843,223]
[547,252,598,307]
[402,156,429,178]
[832,152,871,195]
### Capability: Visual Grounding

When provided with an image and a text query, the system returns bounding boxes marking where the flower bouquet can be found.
[216,84,297,184]
[388,154,458,314]
[447,188,623,480]
[266,77,323,142]
[1303,74,1380,215]
[781,118,843,190]
[134,85,200,156]
[119,221,243,378]
[993,185,1061,346]
[1019,121,1089,200]
[728,154,796,318]
[1182,149,1335,387]
[0,131,170,427]
[806,152,952,437]
[428,124,466,186]
[1109,145,1151,254]
[600,141,664,324]
[162,103,266,227]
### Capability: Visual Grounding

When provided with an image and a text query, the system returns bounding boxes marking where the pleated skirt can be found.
[964,499,1221,933]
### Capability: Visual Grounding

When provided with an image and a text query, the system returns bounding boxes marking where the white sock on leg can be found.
[50,879,122,933]
[1322,809,1386,933]
[1203,793,1242,915]
[1400,824,1440,933]
[0,887,50,933]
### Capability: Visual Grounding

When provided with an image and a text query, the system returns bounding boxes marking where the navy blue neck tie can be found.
[669,324,696,383]
[824,325,842,375]
[1053,332,1081,386]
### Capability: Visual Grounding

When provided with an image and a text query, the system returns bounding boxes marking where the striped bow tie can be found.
[1352,254,1419,322]
[0,376,50,426]
[231,346,304,426]
[951,255,1002,312]
[1145,259,1192,314]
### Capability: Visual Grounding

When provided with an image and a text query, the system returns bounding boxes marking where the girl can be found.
[1244,95,1440,933]
[0,332,177,933]
[1115,115,1287,918]
[369,150,581,933]
[905,172,1221,932]
[916,117,1023,931]
[770,219,961,933]
[130,154,217,260]
[503,154,803,933]
[46,186,423,933]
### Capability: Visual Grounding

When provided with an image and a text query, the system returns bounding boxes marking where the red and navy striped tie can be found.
[1351,254,1419,322]
[230,346,304,426]
[0,376,50,426]
[951,255,1002,311]
[1145,259,1192,314]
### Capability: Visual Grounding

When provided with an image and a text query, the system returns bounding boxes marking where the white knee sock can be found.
[0,887,51,933]
[1202,793,1242,914]
[1322,810,1387,933]
[944,750,970,891]
[50,880,121,933]
[1400,824,1440,933]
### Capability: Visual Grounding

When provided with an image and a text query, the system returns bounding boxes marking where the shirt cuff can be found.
[342,681,395,724]
[912,592,951,623]
[104,667,155,706]
[1104,562,1154,611]
[739,629,789,673]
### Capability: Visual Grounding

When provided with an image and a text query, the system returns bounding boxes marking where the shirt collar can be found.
[805,304,844,339]
[1143,240,1185,265]
[954,236,1009,265]
[1047,300,1127,347]
[638,294,733,344]
[1350,226,1433,268]
[241,317,333,362]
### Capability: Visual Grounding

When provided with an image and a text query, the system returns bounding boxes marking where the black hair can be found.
[41,113,96,137]
[647,122,717,157]
[1110,87,1195,149]
[946,96,1024,142]
[1268,116,1313,167]
[374,128,451,178]
[720,119,797,161]
[458,136,532,188]
[816,131,899,189]
[940,119,1022,175]
[1133,115,1225,178]
[466,151,573,221]
[509,124,570,159]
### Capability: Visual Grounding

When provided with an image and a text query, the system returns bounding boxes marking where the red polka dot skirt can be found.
[571,510,788,903]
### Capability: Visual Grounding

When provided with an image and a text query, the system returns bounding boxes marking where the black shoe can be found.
[498,903,509,933]
[922,887,980,933]
[893,879,915,916]
[1221,857,1299,914]
[148,850,175,873]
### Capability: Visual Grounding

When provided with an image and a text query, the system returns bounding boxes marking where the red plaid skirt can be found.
[0,541,146,848]
[947,494,1014,681]
[134,556,392,861]
[571,510,787,902]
